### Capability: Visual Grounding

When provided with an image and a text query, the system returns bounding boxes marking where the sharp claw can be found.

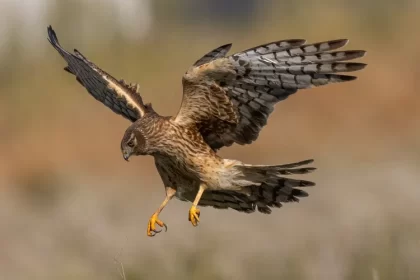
[147,214,167,237]
[188,206,200,227]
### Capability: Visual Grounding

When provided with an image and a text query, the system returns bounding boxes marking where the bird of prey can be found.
[47,26,366,237]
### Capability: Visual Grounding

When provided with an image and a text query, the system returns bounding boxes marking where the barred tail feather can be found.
[197,159,315,214]
[198,191,256,213]
[234,159,316,214]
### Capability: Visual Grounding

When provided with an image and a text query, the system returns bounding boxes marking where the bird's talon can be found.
[188,206,200,227]
[147,213,167,237]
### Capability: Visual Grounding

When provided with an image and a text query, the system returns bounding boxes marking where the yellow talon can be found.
[147,213,167,237]
[188,205,200,227]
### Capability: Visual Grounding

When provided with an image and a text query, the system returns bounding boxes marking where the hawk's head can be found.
[121,123,148,161]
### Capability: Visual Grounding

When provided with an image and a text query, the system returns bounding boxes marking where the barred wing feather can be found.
[47,26,150,122]
[193,43,232,67]
[176,38,366,150]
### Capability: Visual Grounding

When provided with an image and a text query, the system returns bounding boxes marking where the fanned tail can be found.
[233,159,316,214]
[193,159,315,214]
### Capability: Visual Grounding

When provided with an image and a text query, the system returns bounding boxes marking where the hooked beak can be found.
[123,151,131,162]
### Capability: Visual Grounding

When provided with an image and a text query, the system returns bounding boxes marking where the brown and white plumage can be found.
[47,26,152,121]
[47,25,366,236]
[178,38,366,150]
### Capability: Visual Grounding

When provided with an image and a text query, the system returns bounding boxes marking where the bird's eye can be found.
[127,141,135,148]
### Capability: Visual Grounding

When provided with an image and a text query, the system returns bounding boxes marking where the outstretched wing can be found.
[175,39,366,150]
[47,26,151,122]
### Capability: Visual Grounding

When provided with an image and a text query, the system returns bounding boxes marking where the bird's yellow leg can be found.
[147,187,176,237]
[189,184,206,227]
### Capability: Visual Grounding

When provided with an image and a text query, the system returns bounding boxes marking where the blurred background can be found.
[1,0,420,279]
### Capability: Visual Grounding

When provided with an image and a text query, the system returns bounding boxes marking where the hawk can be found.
[47,26,366,236]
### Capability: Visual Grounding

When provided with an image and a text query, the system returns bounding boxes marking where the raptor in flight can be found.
[47,26,366,236]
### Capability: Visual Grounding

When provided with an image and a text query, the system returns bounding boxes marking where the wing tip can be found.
[327,38,349,50]
[305,167,317,173]
[336,38,349,46]
[293,189,309,197]
[339,75,358,82]
[301,180,316,187]
[222,43,233,49]
[218,43,233,55]
[47,25,59,45]
[301,159,314,165]
[290,39,307,45]
[344,50,367,60]
[345,62,368,72]
[356,50,367,57]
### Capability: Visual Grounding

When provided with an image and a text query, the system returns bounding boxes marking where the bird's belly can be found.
[155,153,228,191]
[155,155,200,200]
[185,154,227,188]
